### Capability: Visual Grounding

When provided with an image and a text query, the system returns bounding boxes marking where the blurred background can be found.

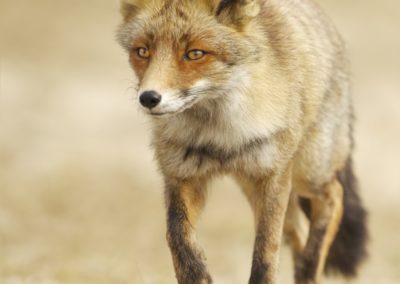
[1,0,399,283]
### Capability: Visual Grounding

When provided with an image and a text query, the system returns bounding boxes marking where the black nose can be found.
[139,91,162,109]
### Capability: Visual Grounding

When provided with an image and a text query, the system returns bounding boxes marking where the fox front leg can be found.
[165,178,212,284]
[236,165,293,284]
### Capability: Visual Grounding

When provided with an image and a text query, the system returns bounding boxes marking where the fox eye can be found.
[136,47,150,59]
[185,49,206,61]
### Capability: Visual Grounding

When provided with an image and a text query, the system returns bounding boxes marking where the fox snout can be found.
[137,87,195,116]
[139,90,162,109]
[136,79,212,116]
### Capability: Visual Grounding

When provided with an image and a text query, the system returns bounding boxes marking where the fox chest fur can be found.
[151,101,282,179]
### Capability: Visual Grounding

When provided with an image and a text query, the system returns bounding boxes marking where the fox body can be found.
[118,0,368,283]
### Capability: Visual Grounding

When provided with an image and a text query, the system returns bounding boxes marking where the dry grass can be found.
[1,0,400,283]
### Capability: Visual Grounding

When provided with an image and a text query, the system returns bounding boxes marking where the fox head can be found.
[118,0,262,116]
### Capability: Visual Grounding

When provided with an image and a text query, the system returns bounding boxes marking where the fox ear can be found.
[214,0,260,27]
[120,0,142,22]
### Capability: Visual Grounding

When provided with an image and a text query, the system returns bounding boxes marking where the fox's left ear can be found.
[210,0,261,28]
[120,0,144,22]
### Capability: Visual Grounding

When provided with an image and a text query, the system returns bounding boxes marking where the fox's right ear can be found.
[120,0,142,22]
[207,0,260,28]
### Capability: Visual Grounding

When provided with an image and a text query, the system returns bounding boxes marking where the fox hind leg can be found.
[284,192,309,262]
[295,179,344,284]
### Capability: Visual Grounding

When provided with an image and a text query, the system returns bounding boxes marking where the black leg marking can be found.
[166,186,211,284]
[295,226,327,282]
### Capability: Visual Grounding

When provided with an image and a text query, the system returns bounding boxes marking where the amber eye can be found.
[185,49,206,61]
[136,47,150,59]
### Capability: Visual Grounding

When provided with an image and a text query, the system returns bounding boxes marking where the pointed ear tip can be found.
[120,0,140,21]
[120,0,143,7]
[216,0,261,24]
[120,0,135,4]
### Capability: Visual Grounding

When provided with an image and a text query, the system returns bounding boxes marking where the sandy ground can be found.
[1,0,400,283]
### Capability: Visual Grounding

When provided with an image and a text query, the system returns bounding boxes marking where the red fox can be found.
[117,0,368,283]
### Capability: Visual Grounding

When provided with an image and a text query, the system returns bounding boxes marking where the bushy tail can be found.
[324,158,368,277]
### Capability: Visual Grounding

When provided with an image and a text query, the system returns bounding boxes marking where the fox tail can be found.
[324,158,368,277]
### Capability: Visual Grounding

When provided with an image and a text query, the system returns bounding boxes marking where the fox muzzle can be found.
[139,90,162,109]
